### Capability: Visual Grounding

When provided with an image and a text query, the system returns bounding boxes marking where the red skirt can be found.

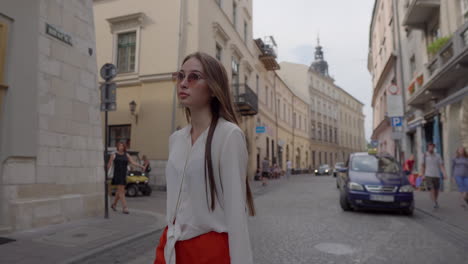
[154,226,230,264]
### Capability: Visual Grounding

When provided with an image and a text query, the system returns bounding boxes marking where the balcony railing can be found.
[232,83,258,116]
[403,0,440,29]
[408,21,468,106]
[255,36,280,71]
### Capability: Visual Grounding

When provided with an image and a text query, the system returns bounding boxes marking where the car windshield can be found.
[350,155,399,173]
[319,165,329,169]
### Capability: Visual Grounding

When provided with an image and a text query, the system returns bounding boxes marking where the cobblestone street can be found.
[83,175,468,264]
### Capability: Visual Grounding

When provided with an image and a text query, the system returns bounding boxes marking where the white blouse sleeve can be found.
[219,128,253,264]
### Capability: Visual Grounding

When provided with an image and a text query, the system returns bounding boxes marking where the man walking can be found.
[261,157,270,186]
[286,160,292,179]
[421,143,447,208]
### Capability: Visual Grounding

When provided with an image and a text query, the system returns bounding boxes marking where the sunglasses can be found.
[172,71,205,84]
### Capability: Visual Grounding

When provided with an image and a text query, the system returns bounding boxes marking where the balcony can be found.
[232,83,258,116]
[403,0,440,30]
[408,21,468,107]
[255,36,280,71]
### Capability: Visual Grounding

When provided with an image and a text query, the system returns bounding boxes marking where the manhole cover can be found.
[72,233,87,238]
[0,237,16,245]
[314,243,354,255]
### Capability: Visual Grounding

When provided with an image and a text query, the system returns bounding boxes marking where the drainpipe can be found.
[171,0,186,133]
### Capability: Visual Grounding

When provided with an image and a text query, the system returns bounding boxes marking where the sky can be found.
[253,0,375,141]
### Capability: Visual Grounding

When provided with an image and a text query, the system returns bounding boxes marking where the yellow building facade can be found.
[94,0,282,184]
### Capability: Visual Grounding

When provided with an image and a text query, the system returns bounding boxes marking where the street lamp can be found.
[129,100,138,123]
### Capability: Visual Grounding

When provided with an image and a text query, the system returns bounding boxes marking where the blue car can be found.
[337,152,414,215]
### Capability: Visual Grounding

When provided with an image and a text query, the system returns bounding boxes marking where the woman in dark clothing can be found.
[107,142,144,214]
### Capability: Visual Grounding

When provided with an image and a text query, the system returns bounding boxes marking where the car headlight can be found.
[136,181,140,184]
[142,173,146,176]
[399,185,413,193]
[348,182,364,191]
[314,170,318,173]
[130,173,134,176]
[144,180,148,183]
[325,169,329,173]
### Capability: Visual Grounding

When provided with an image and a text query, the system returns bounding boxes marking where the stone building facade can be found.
[0,0,103,232]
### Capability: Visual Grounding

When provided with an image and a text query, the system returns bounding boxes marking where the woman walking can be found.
[107,142,144,214]
[154,52,255,264]
[452,146,468,208]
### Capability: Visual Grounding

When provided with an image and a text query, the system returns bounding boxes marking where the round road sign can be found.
[100,63,117,81]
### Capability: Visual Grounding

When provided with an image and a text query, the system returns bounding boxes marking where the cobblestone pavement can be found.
[82,175,468,264]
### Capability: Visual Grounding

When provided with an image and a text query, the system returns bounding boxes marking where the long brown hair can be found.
[181,52,255,216]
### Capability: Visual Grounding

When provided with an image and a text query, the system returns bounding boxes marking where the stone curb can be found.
[61,211,166,264]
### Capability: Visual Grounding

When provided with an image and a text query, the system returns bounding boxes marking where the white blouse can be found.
[164,118,253,264]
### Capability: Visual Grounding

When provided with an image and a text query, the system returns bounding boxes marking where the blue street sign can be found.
[256,126,266,133]
[391,117,403,127]
[370,140,378,148]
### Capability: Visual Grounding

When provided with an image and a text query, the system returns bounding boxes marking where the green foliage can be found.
[427,36,452,56]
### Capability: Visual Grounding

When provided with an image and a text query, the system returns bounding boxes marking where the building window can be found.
[0,20,9,120]
[293,112,296,128]
[299,114,302,129]
[109,125,131,148]
[318,123,322,141]
[231,56,239,88]
[324,125,328,142]
[463,0,468,21]
[215,43,222,61]
[117,31,137,73]
[256,75,259,94]
[244,21,248,43]
[270,91,273,109]
[311,121,316,139]
[283,103,286,120]
[266,137,269,158]
[265,86,269,106]
[233,2,237,29]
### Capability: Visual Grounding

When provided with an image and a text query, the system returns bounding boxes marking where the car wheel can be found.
[142,185,152,196]
[340,191,352,211]
[126,184,138,197]
[402,202,414,216]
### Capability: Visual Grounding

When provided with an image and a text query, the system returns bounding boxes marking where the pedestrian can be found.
[421,143,447,209]
[254,167,262,181]
[286,159,292,179]
[107,142,144,214]
[451,146,468,208]
[273,163,280,179]
[262,156,270,179]
[142,155,151,174]
[403,154,415,176]
[154,52,255,264]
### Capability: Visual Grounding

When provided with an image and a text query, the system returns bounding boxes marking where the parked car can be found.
[315,164,331,176]
[337,152,414,215]
[333,162,345,177]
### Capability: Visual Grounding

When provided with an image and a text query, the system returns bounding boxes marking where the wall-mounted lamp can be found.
[129,100,138,123]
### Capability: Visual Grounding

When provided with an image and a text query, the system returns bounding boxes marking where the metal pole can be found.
[104,104,109,219]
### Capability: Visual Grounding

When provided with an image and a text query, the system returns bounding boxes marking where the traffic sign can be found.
[256,126,266,133]
[391,117,403,127]
[100,82,116,103]
[100,63,117,81]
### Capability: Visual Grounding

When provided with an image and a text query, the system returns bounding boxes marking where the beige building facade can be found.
[279,43,366,169]
[0,0,103,232]
[368,0,400,157]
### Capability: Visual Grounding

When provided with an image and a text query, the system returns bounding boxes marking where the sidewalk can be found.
[414,190,468,233]
[0,198,166,264]
[0,175,290,264]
